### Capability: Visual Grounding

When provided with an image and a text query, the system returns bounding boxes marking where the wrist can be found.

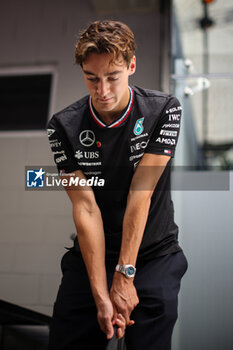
[95,295,113,316]
[92,285,109,304]
[118,254,137,267]
[113,272,134,285]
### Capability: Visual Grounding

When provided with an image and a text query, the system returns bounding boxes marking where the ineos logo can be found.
[79,130,95,147]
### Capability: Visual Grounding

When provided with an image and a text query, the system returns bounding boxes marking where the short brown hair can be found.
[75,20,136,67]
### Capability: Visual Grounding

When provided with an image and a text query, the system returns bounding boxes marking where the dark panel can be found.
[0,74,51,131]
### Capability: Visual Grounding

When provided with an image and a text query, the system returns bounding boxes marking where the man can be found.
[47,20,187,350]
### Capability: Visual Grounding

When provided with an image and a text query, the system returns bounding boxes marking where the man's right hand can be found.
[96,298,126,340]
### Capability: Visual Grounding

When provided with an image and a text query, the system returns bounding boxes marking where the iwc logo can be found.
[79,130,95,147]
[133,118,144,136]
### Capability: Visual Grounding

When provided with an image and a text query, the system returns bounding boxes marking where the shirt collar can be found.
[88,86,134,128]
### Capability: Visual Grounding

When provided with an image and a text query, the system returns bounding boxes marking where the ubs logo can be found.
[79,130,95,147]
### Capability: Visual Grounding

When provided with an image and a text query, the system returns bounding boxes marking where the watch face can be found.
[126,266,135,277]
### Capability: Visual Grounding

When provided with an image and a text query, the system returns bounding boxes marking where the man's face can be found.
[82,52,136,118]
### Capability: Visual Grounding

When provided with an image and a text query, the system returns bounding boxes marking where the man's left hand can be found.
[110,272,139,326]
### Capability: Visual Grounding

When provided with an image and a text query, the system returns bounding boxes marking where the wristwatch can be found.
[115,264,136,279]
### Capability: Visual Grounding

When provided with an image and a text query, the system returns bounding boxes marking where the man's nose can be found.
[97,80,110,97]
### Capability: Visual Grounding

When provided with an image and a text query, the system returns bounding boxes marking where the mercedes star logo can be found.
[79,130,95,147]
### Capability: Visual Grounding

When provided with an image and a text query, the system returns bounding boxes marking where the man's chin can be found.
[96,102,115,112]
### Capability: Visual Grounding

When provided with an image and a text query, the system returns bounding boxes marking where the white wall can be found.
[172,173,233,350]
[0,135,76,315]
[0,0,162,315]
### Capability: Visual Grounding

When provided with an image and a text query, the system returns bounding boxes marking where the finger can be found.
[115,317,125,329]
[128,320,135,326]
[120,310,130,325]
[116,313,126,325]
[106,324,114,340]
[112,309,118,326]
[115,314,126,339]
[112,302,130,325]
[117,327,124,339]
[101,318,114,340]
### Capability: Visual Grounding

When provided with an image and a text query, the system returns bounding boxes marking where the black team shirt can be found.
[47,86,183,259]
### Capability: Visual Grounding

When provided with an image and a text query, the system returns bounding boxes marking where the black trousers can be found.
[48,249,187,350]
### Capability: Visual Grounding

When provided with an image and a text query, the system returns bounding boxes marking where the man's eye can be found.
[108,77,118,81]
[87,77,98,82]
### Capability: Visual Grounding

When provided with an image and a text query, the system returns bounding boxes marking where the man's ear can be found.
[128,56,136,76]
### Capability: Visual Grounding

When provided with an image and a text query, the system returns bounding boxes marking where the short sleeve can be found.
[47,117,80,174]
[145,96,182,157]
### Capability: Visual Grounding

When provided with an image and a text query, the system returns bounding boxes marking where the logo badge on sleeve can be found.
[47,129,55,138]
[133,118,144,136]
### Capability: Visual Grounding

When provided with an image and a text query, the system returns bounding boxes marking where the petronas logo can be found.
[133,118,144,136]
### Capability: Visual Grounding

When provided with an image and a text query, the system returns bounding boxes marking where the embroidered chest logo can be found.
[133,118,144,136]
[79,130,95,147]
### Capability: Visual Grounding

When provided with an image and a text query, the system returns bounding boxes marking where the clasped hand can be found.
[97,273,139,340]
[110,272,139,329]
